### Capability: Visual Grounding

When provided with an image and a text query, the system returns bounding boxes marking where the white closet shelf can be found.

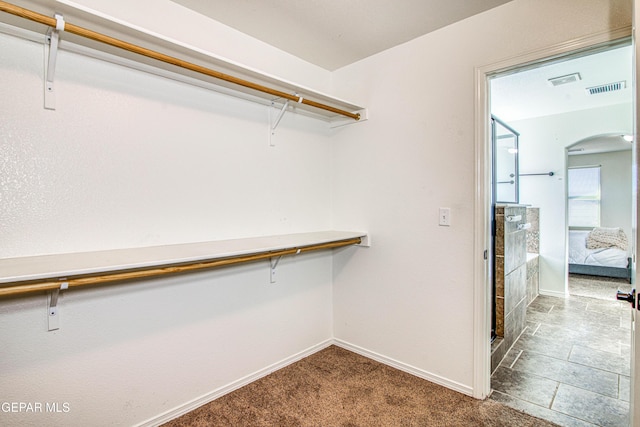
[0,0,366,124]
[0,231,368,286]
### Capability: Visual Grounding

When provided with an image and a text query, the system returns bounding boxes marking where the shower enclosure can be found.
[491,116,520,340]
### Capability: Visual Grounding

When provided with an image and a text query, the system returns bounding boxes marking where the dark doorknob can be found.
[617,288,636,309]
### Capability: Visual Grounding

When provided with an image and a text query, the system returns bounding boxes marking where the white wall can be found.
[1,35,335,257]
[331,0,631,392]
[568,149,633,246]
[54,0,333,93]
[511,103,632,295]
[0,2,339,425]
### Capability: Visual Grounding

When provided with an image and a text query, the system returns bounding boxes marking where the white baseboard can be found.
[135,339,333,427]
[333,339,474,397]
[138,338,474,426]
[538,289,568,298]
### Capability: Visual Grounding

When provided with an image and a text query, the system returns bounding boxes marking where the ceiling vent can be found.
[586,81,626,95]
[547,73,581,86]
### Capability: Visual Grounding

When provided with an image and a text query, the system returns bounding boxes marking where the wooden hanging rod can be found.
[0,1,360,121]
[0,237,362,298]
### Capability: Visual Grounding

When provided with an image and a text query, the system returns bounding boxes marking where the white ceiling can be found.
[491,44,633,123]
[170,0,513,71]
[491,43,633,154]
[169,0,632,150]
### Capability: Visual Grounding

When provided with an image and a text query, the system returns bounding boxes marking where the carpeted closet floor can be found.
[163,345,555,426]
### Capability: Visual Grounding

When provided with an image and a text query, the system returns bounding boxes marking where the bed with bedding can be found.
[568,228,631,282]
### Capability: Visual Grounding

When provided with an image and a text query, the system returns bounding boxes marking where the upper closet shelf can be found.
[0,0,367,125]
[0,231,369,294]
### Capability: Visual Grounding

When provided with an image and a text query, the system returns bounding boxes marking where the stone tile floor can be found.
[490,275,632,427]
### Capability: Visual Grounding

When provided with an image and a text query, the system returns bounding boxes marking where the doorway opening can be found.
[486,40,633,426]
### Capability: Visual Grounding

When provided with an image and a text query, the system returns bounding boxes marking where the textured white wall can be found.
[1,256,333,426]
[330,0,632,391]
[0,7,336,426]
[1,33,333,257]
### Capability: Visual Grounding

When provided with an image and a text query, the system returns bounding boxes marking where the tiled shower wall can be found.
[492,206,540,372]
[492,205,528,371]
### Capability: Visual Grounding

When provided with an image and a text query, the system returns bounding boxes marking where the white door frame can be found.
[631,1,639,425]
[472,27,632,400]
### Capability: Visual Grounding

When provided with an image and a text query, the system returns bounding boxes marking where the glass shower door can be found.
[491,115,519,340]
[492,116,519,204]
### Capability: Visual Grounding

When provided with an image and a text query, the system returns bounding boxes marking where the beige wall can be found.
[331,0,632,391]
[569,149,633,243]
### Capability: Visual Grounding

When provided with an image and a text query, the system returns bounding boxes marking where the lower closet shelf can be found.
[0,230,367,297]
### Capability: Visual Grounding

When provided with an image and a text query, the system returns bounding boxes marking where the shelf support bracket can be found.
[269,99,290,146]
[44,13,65,110]
[270,255,283,283]
[48,281,68,331]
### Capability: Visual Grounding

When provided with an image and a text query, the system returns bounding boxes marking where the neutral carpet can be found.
[568,273,631,301]
[163,346,557,426]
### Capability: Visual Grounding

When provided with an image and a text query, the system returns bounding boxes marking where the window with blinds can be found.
[568,166,601,227]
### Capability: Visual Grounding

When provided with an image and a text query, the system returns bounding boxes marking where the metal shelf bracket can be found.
[269,99,291,146]
[48,281,68,331]
[269,256,283,283]
[44,13,64,110]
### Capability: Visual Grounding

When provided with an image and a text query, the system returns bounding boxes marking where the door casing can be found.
[473,27,633,400]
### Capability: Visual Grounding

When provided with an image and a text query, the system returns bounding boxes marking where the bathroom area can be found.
[487,43,634,425]
[489,116,540,370]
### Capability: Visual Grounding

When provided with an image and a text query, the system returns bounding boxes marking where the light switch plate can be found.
[439,208,451,226]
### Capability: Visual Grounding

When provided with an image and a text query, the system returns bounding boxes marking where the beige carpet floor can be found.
[164,345,557,426]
